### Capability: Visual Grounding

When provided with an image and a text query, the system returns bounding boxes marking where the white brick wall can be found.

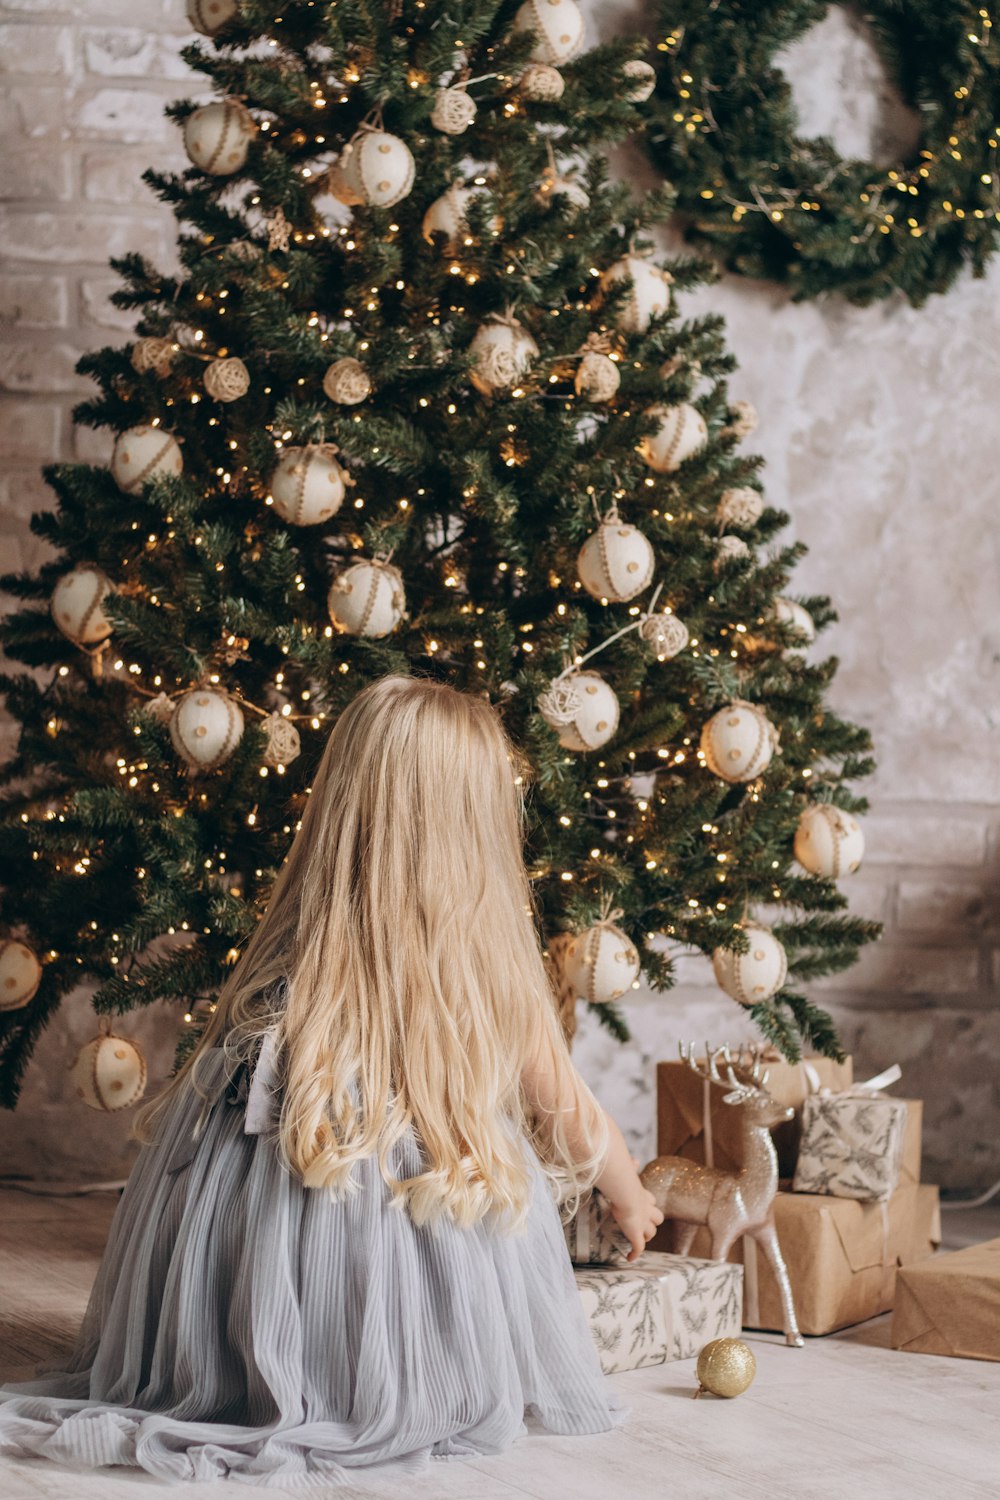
[1,1,999,1191]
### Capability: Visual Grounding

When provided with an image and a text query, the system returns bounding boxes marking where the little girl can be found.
[0,674,662,1488]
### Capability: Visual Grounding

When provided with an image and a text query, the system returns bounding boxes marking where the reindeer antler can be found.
[678,1042,729,1086]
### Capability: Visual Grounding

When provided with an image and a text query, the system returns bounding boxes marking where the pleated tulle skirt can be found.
[0,1048,627,1488]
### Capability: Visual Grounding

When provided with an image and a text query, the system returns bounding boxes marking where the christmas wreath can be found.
[644,1,1000,304]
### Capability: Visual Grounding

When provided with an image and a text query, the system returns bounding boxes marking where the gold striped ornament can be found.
[50,565,113,647]
[170,687,245,772]
[794,803,865,878]
[340,127,415,208]
[269,445,349,526]
[565,915,640,1004]
[638,402,707,473]
[70,1029,147,1112]
[700,699,778,782]
[712,921,788,1005]
[577,506,654,603]
[599,255,672,333]
[0,939,42,1013]
[512,0,586,65]
[182,99,256,176]
[327,557,406,637]
[111,424,183,495]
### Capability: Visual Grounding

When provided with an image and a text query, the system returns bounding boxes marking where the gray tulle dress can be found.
[0,1006,628,1489]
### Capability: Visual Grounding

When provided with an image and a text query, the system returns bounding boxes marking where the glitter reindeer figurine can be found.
[641,1044,804,1347]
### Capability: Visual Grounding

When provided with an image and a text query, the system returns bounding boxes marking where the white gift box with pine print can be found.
[792,1065,909,1203]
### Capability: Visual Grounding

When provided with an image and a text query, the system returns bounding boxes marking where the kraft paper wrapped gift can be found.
[907,1182,941,1261]
[656,1052,853,1180]
[575,1252,743,1374]
[891,1239,1000,1362]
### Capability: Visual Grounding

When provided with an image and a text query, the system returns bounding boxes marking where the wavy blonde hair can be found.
[135,674,609,1233]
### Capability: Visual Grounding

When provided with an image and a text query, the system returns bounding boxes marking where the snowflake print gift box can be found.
[574,1252,743,1373]
[792,1066,909,1203]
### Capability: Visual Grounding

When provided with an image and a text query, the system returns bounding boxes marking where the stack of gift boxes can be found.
[568,1051,944,1371]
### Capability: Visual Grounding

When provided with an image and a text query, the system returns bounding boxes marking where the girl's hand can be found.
[608,1185,664,1263]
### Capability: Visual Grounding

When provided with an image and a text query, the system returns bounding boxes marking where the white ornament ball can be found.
[536,169,589,210]
[513,0,585,65]
[712,922,788,1005]
[794,804,865,878]
[519,63,565,100]
[130,337,175,378]
[575,349,620,402]
[469,316,538,395]
[341,129,415,208]
[0,940,42,1012]
[770,596,816,647]
[70,1032,147,1112]
[111,424,183,494]
[170,688,245,772]
[182,100,256,176]
[638,402,707,472]
[714,534,750,570]
[538,669,619,752]
[327,148,364,206]
[261,710,302,769]
[622,59,657,103]
[430,86,477,134]
[577,513,654,603]
[701,700,778,783]
[270,445,348,526]
[423,183,474,249]
[565,921,640,1004]
[51,566,113,647]
[639,610,689,661]
[600,255,672,333]
[323,357,371,405]
[726,399,759,439]
[203,356,249,402]
[328,558,406,637]
[186,0,238,36]
[717,486,764,528]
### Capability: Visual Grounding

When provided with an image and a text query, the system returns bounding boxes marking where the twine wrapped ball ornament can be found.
[341,128,415,208]
[70,1031,147,1112]
[430,86,477,135]
[725,399,759,440]
[638,403,708,473]
[519,63,565,100]
[513,0,586,65]
[565,918,641,1004]
[599,255,672,333]
[170,688,245,772]
[323,357,371,405]
[111,424,183,494]
[0,939,43,1013]
[203,356,250,402]
[327,148,364,207]
[261,710,302,769]
[577,508,655,603]
[130,337,175,378]
[714,534,750,571]
[701,700,778,783]
[538,669,619,752]
[717,486,764,528]
[795,803,865,878]
[182,100,256,176]
[186,0,238,36]
[770,596,815,648]
[51,565,113,647]
[712,921,788,1004]
[469,315,538,396]
[639,610,689,661]
[270,445,348,526]
[695,1339,757,1399]
[622,59,657,103]
[328,557,406,637]
[575,349,619,402]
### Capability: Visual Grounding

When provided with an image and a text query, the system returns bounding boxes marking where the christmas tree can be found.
[0,0,880,1111]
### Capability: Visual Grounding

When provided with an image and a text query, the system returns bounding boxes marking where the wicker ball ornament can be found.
[270,446,348,526]
[712,922,788,1005]
[600,255,672,333]
[622,59,657,103]
[261,710,302,769]
[639,403,708,473]
[577,512,654,603]
[538,669,619,752]
[51,565,113,647]
[111,424,183,495]
[186,0,238,35]
[203,356,249,402]
[565,920,641,1004]
[322,357,371,405]
[795,804,865,878]
[725,400,759,440]
[183,100,256,176]
[130,337,175,378]
[639,610,689,661]
[513,0,585,65]
[0,939,43,1012]
[341,129,415,208]
[575,349,620,402]
[143,691,175,726]
[717,486,764,528]
[695,1338,757,1398]
[469,316,538,395]
[715,534,751,571]
[430,86,477,134]
[701,700,778,783]
[519,63,565,100]
[70,1032,147,1112]
[170,688,245,772]
[328,558,406,637]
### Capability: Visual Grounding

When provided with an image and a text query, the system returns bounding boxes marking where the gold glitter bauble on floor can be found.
[694,1338,757,1398]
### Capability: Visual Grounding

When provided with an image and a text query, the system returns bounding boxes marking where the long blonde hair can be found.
[135,674,609,1233]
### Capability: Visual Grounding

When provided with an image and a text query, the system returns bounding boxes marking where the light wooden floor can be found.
[1,1186,998,1500]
